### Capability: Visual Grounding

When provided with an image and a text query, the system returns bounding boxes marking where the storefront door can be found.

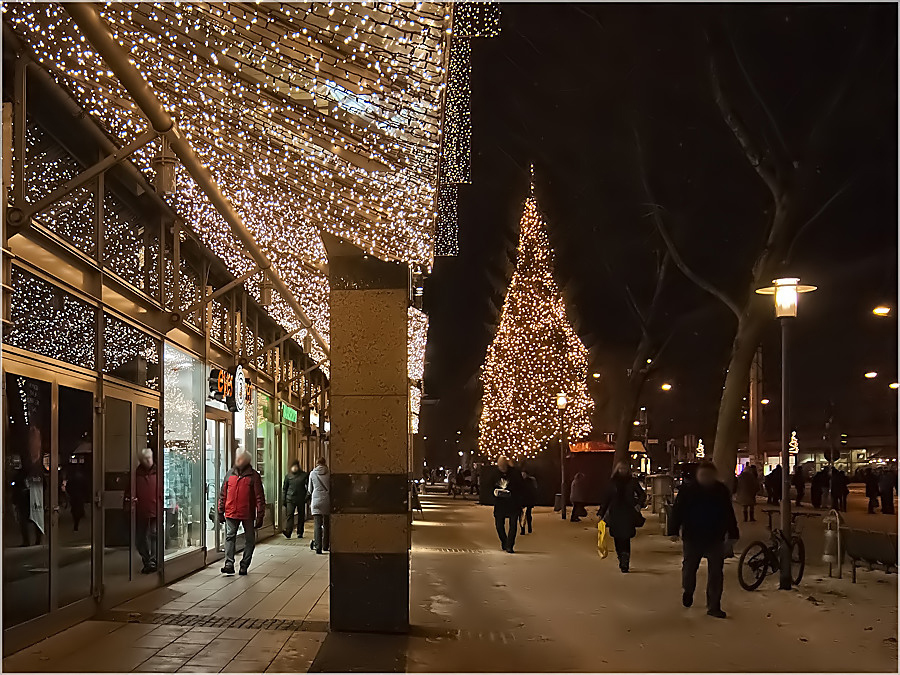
[100,385,159,606]
[204,414,232,557]
[2,360,97,645]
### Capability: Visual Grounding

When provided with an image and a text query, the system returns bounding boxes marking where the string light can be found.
[478,193,593,461]
[6,2,450,369]
[435,183,458,256]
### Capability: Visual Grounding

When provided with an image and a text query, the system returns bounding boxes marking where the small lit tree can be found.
[479,189,593,461]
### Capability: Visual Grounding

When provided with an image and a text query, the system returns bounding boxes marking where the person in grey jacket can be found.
[307,458,330,554]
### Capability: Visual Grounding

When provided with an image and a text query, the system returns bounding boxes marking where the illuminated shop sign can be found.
[281,403,298,423]
[209,365,246,413]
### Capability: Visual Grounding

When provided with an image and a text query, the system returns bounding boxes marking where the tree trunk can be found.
[613,335,653,469]
[711,304,768,486]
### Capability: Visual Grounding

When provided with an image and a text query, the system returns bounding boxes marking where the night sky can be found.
[422,3,897,466]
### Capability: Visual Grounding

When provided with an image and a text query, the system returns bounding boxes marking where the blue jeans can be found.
[224,518,255,570]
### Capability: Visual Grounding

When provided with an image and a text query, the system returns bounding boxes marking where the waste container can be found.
[648,474,674,514]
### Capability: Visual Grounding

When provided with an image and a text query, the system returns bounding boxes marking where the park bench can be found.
[839,527,898,582]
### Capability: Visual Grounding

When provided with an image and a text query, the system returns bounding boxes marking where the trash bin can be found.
[648,474,674,514]
[554,493,563,512]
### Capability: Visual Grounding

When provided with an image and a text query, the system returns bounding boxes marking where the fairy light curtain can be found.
[4,2,450,374]
[479,192,593,462]
[435,1,501,257]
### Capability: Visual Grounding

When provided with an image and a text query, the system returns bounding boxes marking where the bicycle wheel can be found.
[790,537,806,585]
[738,541,770,591]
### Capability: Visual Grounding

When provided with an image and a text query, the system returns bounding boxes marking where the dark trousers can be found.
[868,495,879,514]
[284,500,305,537]
[495,511,519,551]
[224,518,256,570]
[794,484,805,506]
[519,506,533,534]
[613,536,631,570]
[742,505,755,522]
[882,493,895,515]
[136,516,158,567]
[313,514,330,553]
[570,502,587,521]
[682,539,725,612]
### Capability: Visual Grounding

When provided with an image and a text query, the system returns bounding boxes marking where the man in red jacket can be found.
[134,448,159,574]
[218,450,266,575]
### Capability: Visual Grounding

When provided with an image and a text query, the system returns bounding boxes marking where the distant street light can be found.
[756,276,816,591]
[873,306,892,316]
[556,392,568,520]
[761,398,770,405]
[890,382,899,390]
[592,372,601,379]
[660,383,672,391]
[632,420,641,426]
[865,372,878,379]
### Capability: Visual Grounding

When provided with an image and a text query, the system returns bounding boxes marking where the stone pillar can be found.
[324,233,410,633]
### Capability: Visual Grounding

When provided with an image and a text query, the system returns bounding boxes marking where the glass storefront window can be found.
[4,267,97,370]
[257,392,277,526]
[163,345,203,559]
[3,375,51,629]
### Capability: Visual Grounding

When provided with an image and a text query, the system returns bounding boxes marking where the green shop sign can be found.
[281,403,298,423]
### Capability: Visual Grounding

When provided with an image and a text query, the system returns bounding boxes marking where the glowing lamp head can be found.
[756,277,816,318]
[890,382,899,390]
[873,306,891,316]
[865,371,878,379]
[660,383,672,391]
[761,398,770,405]
[555,392,568,410]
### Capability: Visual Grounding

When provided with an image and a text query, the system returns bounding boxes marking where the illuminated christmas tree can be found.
[479,188,593,461]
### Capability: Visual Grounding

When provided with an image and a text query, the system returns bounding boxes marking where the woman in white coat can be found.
[307,458,330,553]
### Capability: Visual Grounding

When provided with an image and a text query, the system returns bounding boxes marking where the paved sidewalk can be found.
[5,495,897,672]
[3,536,329,673]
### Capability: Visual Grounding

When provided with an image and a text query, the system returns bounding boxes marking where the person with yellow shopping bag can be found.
[597,462,645,572]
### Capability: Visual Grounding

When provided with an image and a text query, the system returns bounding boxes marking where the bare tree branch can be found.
[785,178,855,264]
[709,51,782,201]
[599,253,649,336]
[632,127,742,320]
[727,28,791,170]
[807,11,873,154]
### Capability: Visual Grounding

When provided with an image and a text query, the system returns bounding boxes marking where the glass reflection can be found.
[58,386,94,608]
[3,375,51,629]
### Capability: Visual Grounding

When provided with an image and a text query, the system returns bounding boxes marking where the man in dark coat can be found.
[492,456,523,553]
[792,465,806,507]
[282,460,309,538]
[865,469,880,514]
[879,469,897,515]
[764,465,783,505]
[810,469,826,509]
[669,461,739,619]
[218,451,266,575]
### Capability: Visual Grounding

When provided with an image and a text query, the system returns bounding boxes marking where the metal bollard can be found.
[822,509,843,578]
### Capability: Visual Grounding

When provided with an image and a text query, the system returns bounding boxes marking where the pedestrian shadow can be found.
[308,631,409,672]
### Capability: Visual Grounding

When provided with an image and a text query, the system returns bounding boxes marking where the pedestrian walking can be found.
[307,457,330,554]
[865,468,880,514]
[492,455,523,553]
[832,469,849,512]
[570,472,590,522]
[520,469,538,535]
[879,468,896,515]
[792,464,806,507]
[669,460,739,619]
[134,448,159,574]
[764,465,783,505]
[282,460,309,538]
[735,464,759,522]
[217,450,266,575]
[810,469,826,509]
[597,462,645,573]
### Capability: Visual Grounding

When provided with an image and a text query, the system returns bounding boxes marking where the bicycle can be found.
[738,510,813,591]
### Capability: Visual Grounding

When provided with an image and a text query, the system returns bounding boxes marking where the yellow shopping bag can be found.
[597,520,609,559]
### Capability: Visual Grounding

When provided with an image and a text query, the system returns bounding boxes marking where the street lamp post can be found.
[756,277,816,590]
[556,392,568,520]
